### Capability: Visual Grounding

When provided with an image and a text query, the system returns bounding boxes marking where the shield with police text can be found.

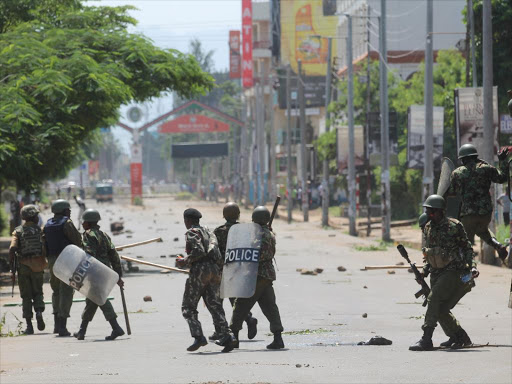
[220,223,262,299]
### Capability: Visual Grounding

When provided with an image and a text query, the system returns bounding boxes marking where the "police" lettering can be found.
[69,257,92,290]
[225,248,260,264]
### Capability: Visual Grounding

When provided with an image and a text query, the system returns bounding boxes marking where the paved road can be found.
[1,197,511,383]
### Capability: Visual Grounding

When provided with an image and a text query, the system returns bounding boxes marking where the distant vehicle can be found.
[95,183,113,203]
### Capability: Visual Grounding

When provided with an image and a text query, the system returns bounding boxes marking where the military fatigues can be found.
[9,223,47,319]
[44,215,82,318]
[81,225,122,322]
[449,158,508,244]
[230,225,283,334]
[182,225,231,339]
[422,217,475,337]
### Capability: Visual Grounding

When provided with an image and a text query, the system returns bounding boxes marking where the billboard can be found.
[158,115,230,134]
[242,0,253,88]
[368,112,399,166]
[278,1,337,108]
[454,87,499,157]
[229,30,241,79]
[407,105,444,170]
[171,143,229,158]
[336,124,365,170]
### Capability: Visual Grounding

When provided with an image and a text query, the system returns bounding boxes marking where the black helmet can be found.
[51,199,70,214]
[82,209,101,222]
[458,144,478,159]
[252,206,270,225]
[223,202,240,221]
[183,208,202,220]
[422,194,446,210]
[418,213,429,228]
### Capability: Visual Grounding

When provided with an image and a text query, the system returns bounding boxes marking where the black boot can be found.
[266,332,285,350]
[23,318,34,335]
[409,327,434,351]
[440,337,456,348]
[209,325,221,341]
[58,317,71,337]
[490,238,508,261]
[35,311,45,331]
[105,318,125,341]
[53,314,59,334]
[246,316,258,340]
[187,336,207,351]
[73,320,89,341]
[232,330,240,349]
[214,333,235,353]
[451,328,472,349]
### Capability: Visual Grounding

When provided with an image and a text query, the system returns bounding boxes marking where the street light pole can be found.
[322,37,333,227]
[424,0,434,200]
[298,59,309,222]
[286,66,293,223]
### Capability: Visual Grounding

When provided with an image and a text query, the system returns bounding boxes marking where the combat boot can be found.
[105,318,125,341]
[246,316,258,340]
[53,314,59,334]
[451,328,472,349]
[187,336,207,351]
[231,330,240,349]
[209,326,221,341]
[439,336,457,348]
[490,238,508,260]
[215,334,235,353]
[73,321,89,341]
[23,318,34,335]
[35,311,45,331]
[58,317,71,337]
[266,332,285,350]
[409,327,434,351]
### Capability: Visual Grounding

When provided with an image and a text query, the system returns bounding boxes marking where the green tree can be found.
[0,1,213,193]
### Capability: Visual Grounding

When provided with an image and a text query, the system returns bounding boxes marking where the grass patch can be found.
[354,240,393,252]
[496,223,509,245]
[280,328,332,336]
[132,196,143,206]
[0,313,24,337]
[174,191,195,201]
[328,206,341,217]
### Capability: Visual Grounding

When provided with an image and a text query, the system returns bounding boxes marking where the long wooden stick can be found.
[120,286,131,335]
[363,265,424,270]
[120,255,189,274]
[116,237,163,251]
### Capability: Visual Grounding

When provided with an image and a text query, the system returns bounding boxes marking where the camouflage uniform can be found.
[230,224,283,334]
[422,217,475,338]
[44,215,82,319]
[448,158,508,245]
[9,222,47,319]
[182,225,231,339]
[81,225,122,322]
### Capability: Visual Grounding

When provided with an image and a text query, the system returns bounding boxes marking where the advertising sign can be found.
[454,87,499,157]
[130,163,142,203]
[368,112,399,166]
[159,115,230,134]
[88,160,99,180]
[242,0,253,88]
[171,143,229,158]
[229,30,241,79]
[336,124,365,170]
[500,114,512,134]
[407,105,444,169]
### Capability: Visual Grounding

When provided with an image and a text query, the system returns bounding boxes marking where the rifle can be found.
[268,196,281,228]
[397,244,430,307]
[10,254,18,297]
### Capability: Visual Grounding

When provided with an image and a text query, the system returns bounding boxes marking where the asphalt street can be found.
[1,197,511,384]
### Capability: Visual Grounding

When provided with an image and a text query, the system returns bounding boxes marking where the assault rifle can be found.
[269,196,281,229]
[397,244,430,307]
[10,254,18,297]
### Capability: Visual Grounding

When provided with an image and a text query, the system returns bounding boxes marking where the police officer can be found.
[9,205,47,334]
[230,206,284,350]
[410,195,477,351]
[181,208,234,352]
[44,199,82,336]
[448,144,509,260]
[210,202,258,341]
[73,209,125,341]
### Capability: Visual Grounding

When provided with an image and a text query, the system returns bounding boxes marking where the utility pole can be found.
[424,0,434,200]
[241,97,249,208]
[482,0,495,264]
[257,65,265,205]
[379,0,391,241]
[321,37,333,227]
[286,66,293,223]
[298,59,309,222]
[469,0,477,87]
[365,4,372,236]
[346,15,357,237]
[269,72,277,202]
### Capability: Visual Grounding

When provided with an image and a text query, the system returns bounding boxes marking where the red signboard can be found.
[242,0,253,88]
[229,30,241,79]
[88,160,99,176]
[130,162,142,203]
[158,114,230,134]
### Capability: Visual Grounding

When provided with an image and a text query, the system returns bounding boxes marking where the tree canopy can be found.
[0,1,214,192]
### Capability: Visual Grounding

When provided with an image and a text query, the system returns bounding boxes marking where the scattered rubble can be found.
[337,266,347,272]
[173,237,179,242]
[300,269,318,276]
[387,270,396,275]
[395,262,404,266]
[357,336,392,346]
[143,296,152,302]
[314,268,324,274]
[362,313,368,318]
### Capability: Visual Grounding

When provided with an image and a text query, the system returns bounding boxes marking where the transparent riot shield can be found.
[220,223,262,299]
[53,245,119,306]
[437,157,455,196]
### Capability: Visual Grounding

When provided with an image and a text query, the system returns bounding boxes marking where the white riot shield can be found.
[53,245,119,306]
[220,223,262,299]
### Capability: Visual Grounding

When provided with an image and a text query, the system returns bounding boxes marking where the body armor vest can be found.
[16,225,43,258]
[44,216,71,256]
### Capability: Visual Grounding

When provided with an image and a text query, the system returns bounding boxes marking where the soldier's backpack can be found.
[201,227,223,268]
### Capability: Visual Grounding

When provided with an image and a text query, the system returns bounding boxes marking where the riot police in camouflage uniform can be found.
[209,202,258,342]
[448,144,509,260]
[181,208,234,353]
[9,205,48,334]
[410,195,478,351]
[230,206,285,350]
[44,199,82,336]
[73,209,125,341]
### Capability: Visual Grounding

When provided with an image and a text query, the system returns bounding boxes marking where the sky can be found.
[86,0,243,153]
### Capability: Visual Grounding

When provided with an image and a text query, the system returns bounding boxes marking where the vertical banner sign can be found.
[242,0,253,88]
[407,105,444,170]
[130,129,143,204]
[229,30,241,79]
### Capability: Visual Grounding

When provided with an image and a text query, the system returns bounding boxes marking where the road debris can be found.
[337,266,347,272]
[357,336,392,346]
[143,296,152,302]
